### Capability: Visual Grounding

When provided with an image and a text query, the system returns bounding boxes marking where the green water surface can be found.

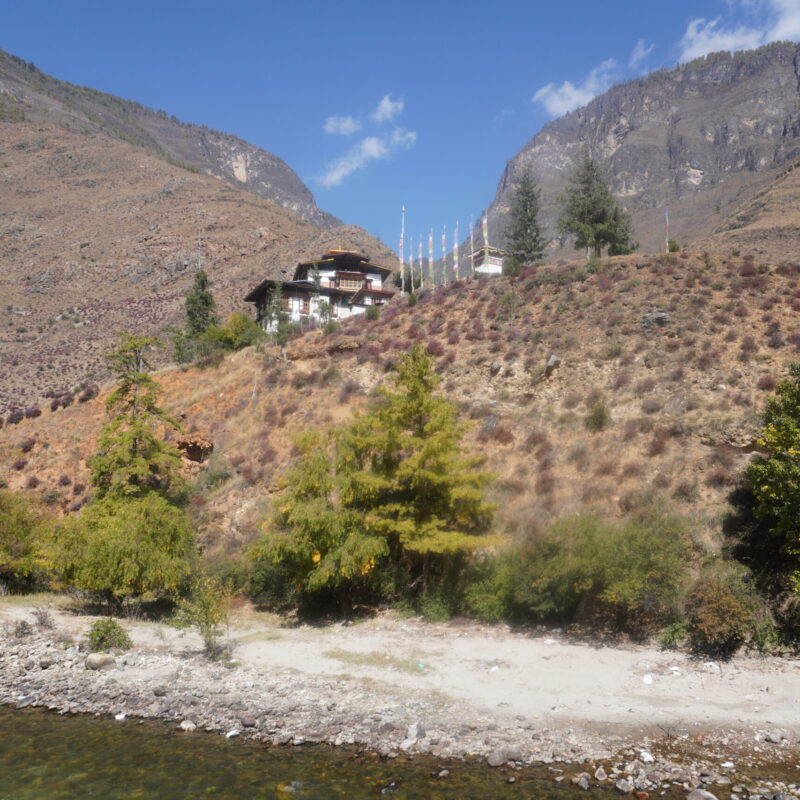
[0,706,619,800]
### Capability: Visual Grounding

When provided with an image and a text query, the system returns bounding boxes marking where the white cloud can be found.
[319,127,416,188]
[678,0,800,62]
[678,17,765,61]
[371,94,404,123]
[628,38,654,69]
[532,58,619,117]
[323,115,361,136]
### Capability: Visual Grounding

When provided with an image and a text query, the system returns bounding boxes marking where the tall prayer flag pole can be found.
[665,206,670,254]
[410,235,414,289]
[418,236,423,289]
[441,225,447,284]
[399,205,406,295]
[428,229,434,287]
[453,220,459,278]
[469,214,475,276]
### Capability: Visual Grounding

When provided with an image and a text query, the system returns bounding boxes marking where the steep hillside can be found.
[2,251,797,560]
[483,42,800,258]
[0,49,336,227]
[0,122,395,414]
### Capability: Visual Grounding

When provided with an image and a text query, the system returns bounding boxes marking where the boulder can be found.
[545,354,560,377]
[686,790,718,800]
[85,653,116,671]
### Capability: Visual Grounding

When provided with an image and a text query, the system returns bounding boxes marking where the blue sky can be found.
[2,0,799,252]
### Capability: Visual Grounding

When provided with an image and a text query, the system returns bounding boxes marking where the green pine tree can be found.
[88,334,185,504]
[55,334,194,606]
[251,344,496,606]
[504,170,546,264]
[184,270,217,338]
[558,152,637,257]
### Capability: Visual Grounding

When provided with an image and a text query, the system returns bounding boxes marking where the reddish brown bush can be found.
[25,476,40,489]
[647,426,671,457]
[12,459,28,471]
[641,397,663,414]
[535,470,555,495]
[19,437,36,453]
[756,374,777,391]
[621,460,644,479]
[58,474,72,487]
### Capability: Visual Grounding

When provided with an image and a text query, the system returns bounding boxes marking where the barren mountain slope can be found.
[2,252,797,561]
[0,122,394,413]
[697,163,800,262]
[482,42,800,257]
[0,49,336,226]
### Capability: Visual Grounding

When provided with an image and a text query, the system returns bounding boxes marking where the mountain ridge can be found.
[482,41,800,261]
[0,49,338,228]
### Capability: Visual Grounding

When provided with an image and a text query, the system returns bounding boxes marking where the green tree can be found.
[504,170,546,264]
[54,493,195,605]
[88,334,185,504]
[264,283,292,355]
[174,572,234,657]
[251,431,386,603]
[251,344,496,607]
[0,489,50,591]
[558,152,637,257]
[184,270,217,339]
[745,363,800,590]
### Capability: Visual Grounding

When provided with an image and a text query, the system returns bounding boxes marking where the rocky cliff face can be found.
[485,42,800,255]
[0,49,337,227]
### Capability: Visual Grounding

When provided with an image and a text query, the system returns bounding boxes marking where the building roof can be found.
[296,249,393,278]
[245,250,395,303]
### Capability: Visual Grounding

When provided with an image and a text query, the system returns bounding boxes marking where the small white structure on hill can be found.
[244,250,395,331]
[471,245,507,276]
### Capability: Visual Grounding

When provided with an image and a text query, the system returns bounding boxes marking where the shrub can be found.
[641,397,663,414]
[12,459,28,471]
[647,427,671,457]
[174,573,233,658]
[86,618,132,652]
[687,569,774,658]
[53,494,195,605]
[0,489,51,590]
[25,476,40,489]
[498,510,691,634]
[756,374,777,391]
[426,339,445,357]
[585,399,612,432]
[18,437,35,453]
[365,305,380,321]
[673,480,698,502]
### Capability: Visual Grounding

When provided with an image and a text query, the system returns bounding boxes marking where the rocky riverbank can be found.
[2,608,800,798]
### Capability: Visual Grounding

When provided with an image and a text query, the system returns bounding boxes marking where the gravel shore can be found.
[2,604,799,797]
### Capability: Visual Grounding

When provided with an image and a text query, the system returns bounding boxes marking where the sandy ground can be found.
[3,598,799,741]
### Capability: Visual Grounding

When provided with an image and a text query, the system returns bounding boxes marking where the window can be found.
[283,296,292,312]
[301,296,310,314]
[339,278,362,290]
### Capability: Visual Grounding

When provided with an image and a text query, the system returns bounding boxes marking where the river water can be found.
[0,706,629,800]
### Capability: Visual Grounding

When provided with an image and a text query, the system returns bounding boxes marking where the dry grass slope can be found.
[2,250,799,565]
